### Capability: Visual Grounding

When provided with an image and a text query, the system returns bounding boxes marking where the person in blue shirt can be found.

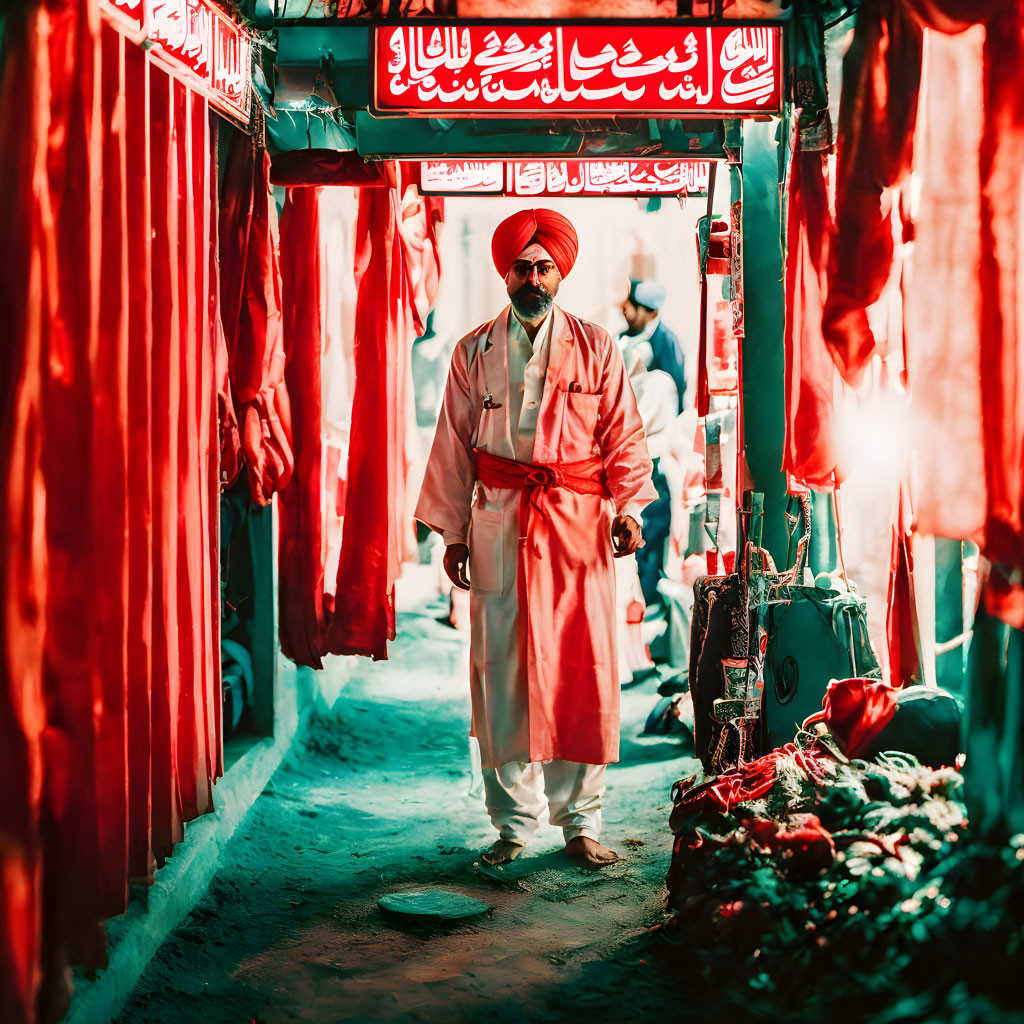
[620,279,687,414]
[618,279,686,606]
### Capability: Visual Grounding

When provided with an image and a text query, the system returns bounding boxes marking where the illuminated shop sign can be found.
[375,23,781,117]
[100,0,252,124]
[418,159,712,197]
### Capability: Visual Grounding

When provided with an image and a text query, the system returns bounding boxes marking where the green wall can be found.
[741,121,789,567]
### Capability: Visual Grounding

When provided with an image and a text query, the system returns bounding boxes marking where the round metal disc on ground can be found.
[377,890,490,920]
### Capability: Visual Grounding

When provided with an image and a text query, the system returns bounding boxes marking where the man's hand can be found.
[443,543,471,591]
[611,515,643,558]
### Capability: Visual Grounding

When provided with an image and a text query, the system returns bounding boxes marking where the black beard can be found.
[623,323,643,337]
[511,284,553,321]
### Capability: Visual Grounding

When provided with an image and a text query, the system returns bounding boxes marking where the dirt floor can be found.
[114,587,702,1024]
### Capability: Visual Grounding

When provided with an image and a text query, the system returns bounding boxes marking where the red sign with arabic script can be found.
[100,0,251,123]
[374,23,781,117]
[418,159,712,197]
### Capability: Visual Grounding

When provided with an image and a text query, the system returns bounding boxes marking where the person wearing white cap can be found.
[619,279,685,605]
[621,279,687,413]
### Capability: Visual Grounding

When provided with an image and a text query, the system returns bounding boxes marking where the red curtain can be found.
[323,180,402,659]
[976,4,1024,628]
[278,188,327,669]
[782,147,841,491]
[219,132,293,508]
[0,5,223,1020]
[824,0,1024,629]
[0,4,53,1018]
[821,0,923,387]
[318,169,441,661]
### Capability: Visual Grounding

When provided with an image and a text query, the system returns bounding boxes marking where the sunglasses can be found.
[509,260,558,280]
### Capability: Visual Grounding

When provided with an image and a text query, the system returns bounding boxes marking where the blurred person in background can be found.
[620,278,687,414]
[619,279,685,606]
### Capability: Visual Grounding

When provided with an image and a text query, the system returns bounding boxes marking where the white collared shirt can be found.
[508,306,555,463]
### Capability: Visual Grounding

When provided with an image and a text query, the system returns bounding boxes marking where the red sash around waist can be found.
[474,448,609,499]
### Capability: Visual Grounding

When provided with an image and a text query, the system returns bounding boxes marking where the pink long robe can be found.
[416,305,656,770]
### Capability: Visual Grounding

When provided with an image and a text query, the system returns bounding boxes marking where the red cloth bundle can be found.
[806,677,899,758]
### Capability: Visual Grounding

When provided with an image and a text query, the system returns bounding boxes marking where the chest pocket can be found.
[468,506,505,596]
[561,389,601,455]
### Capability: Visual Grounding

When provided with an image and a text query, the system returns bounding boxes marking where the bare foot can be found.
[481,839,525,866]
[564,836,621,867]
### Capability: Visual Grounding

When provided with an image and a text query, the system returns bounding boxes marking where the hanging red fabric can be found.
[219,133,293,507]
[92,20,131,925]
[325,179,401,659]
[977,4,1024,629]
[278,187,327,669]
[0,7,225,1019]
[782,146,841,491]
[0,3,52,1017]
[822,0,922,386]
[886,486,922,686]
[124,42,156,884]
[148,66,185,869]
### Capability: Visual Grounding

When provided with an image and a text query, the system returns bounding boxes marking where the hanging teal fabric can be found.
[789,0,834,150]
[964,606,1024,838]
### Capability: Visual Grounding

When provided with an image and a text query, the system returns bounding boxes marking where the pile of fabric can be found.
[665,738,1024,1021]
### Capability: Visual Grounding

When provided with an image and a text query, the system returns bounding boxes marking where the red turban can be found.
[491,209,579,279]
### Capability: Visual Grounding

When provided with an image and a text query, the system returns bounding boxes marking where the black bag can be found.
[689,491,789,773]
[689,569,748,771]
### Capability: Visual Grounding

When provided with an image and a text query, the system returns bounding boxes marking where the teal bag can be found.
[761,586,880,751]
[760,499,880,752]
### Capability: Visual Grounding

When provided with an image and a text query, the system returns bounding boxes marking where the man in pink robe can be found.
[415,210,656,866]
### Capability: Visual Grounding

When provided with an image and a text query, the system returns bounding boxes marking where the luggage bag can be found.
[689,492,879,773]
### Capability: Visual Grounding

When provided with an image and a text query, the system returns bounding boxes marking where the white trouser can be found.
[482,760,606,844]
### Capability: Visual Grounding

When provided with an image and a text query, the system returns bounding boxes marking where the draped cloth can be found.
[301,170,440,664]
[278,188,327,669]
[219,133,293,506]
[821,0,1023,834]
[324,168,422,659]
[821,0,922,387]
[474,448,611,539]
[887,488,923,686]
[323,183,399,659]
[0,8,222,1021]
[824,0,1024,630]
[782,146,841,491]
